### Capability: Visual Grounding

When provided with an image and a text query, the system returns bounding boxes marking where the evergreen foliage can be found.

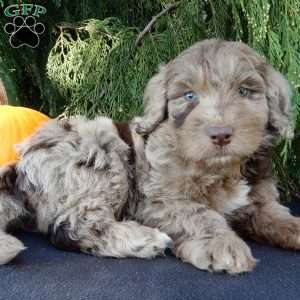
[0,0,299,198]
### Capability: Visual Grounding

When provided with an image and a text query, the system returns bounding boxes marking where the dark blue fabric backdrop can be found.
[1,202,300,300]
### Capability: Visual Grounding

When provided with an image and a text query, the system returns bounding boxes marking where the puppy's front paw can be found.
[207,233,256,274]
[133,229,173,259]
[267,217,300,250]
[176,233,256,274]
[0,234,26,265]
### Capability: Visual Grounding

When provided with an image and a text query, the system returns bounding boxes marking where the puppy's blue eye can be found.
[184,91,198,102]
[238,87,250,97]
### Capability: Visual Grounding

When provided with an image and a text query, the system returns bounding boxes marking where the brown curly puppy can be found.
[0,39,297,274]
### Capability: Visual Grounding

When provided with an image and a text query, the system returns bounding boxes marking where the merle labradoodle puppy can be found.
[0,39,297,274]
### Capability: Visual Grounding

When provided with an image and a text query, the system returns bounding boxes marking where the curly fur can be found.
[0,39,297,274]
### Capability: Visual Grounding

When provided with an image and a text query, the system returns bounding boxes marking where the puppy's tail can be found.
[0,164,26,264]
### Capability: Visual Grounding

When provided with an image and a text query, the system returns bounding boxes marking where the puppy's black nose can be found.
[207,126,233,146]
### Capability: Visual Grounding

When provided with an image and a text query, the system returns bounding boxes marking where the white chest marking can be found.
[222,181,250,215]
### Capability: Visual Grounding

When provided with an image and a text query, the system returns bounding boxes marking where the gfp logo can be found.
[3,4,47,48]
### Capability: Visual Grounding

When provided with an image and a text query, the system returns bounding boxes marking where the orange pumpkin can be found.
[0,105,50,166]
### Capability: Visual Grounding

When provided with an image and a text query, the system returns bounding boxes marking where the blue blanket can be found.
[1,203,300,300]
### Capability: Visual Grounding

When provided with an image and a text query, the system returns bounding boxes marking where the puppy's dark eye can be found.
[238,87,250,97]
[184,91,198,102]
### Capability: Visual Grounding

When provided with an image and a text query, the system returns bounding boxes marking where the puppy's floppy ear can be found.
[136,65,168,135]
[264,65,294,139]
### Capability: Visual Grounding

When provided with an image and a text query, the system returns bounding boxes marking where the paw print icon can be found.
[4,16,45,48]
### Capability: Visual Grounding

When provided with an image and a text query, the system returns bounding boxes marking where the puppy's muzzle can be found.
[206,126,233,147]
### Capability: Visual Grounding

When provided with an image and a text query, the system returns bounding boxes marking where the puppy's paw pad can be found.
[0,235,26,265]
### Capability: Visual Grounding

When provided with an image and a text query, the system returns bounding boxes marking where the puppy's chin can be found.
[180,134,262,167]
[204,154,237,167]
[189,146,249,168]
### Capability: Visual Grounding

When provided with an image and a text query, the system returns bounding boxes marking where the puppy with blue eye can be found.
[0,39,297,274]
[135,39,296,274]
